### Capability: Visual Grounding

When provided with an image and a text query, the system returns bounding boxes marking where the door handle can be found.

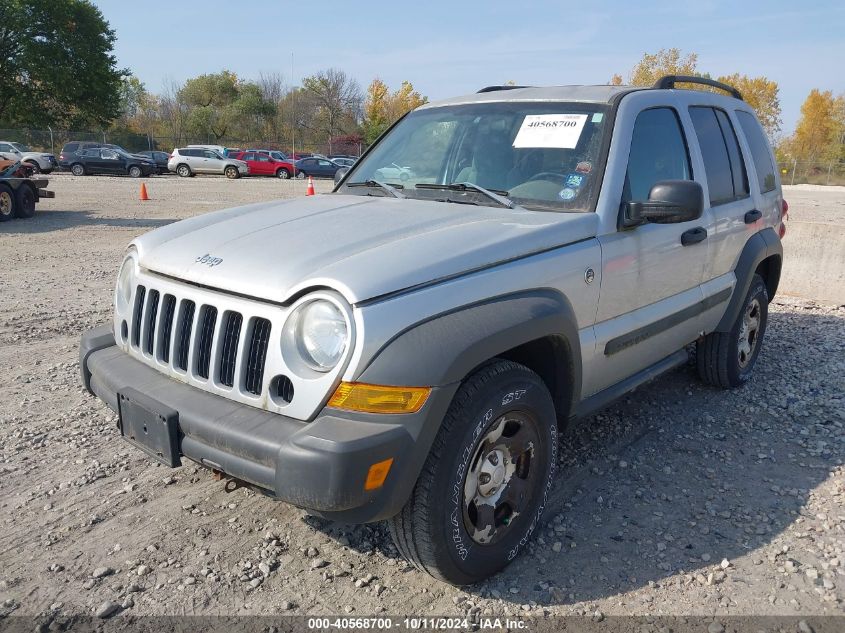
[681,226,707,246]
[744,209,762,224]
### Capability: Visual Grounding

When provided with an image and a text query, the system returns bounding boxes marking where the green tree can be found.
[179,71,240,140]
[0,0,124,127]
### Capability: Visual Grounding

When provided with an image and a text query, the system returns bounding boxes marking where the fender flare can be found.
[357,289,582,415]
[716,227,782,332]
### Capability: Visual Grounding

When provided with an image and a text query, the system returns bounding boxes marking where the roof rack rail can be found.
[477,85,530,93]
[653,75,743,101]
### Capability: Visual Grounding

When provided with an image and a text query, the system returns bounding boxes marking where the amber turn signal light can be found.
[327,382,430,414]
[364,457,394,491]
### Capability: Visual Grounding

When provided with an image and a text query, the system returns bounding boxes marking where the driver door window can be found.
[625,107,691,201]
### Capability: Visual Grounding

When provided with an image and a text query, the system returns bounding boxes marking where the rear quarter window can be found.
[64,143,79,152]
[736,111,777,193]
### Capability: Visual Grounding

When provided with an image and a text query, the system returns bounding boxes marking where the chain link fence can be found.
[778,161,845,187]
[0,128,363,158]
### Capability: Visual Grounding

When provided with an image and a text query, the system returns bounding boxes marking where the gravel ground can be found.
[0,174,843,623]
[782,184,845,225]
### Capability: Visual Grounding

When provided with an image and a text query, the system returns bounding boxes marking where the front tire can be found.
[388,360,558,585]
[0,184,15,221]
[296,171,306,179]
[70,163,85,177]
[24,161,41,174]
[128,165,142,178]
[276,168,291,179]
[697,274,769,388]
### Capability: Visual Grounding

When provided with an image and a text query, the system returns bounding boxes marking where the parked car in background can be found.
[294,157,343,179]
[328,154,357,161]
[168,148,248,178]
[288,152,312,161]
[137,151,171,174]
[59,141,103,170]
[331,157,357,168]
[0,141,58,174]
[186,144,241,158]
[249,149,290,162]
[229,151,297,179]
[68,148,156,177]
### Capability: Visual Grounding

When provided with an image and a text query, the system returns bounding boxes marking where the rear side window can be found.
[689,107,748,205]
[65,143,79,152]
[625,107,692,202]
[736,111,777,193]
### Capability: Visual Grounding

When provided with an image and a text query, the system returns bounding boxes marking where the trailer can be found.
[0,162,54,221]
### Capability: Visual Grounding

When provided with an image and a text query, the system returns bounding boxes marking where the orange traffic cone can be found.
[306,176,315,196]
[139,183,149,201]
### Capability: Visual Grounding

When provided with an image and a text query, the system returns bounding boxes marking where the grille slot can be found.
[131,285,146,347]
[144,290,160,355]
[176,300,196,371]
[159,294,176,362]
[195,306,218,379]
[217,312,242,387]
[245,318,272,395]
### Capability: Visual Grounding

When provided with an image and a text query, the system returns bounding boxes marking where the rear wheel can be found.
[0,184,16,221]
[388,360,558,585]
[128,165,142,178]
[70,163,85,177]
[697,274,769,388]
[276,168,291,179]
[176,164,191,178]
[14,184,36,218]
[225,165,239,179]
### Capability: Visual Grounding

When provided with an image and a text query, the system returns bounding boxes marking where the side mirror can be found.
[334,166,350,186]
[624,180,704,227]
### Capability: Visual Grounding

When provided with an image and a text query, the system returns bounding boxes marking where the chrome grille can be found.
[128,285,270,397]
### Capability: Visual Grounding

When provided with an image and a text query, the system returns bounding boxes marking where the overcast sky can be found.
[94,0,845,136]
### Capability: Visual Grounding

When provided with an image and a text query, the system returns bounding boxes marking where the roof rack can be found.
[477,85,530,93]
[653,75,743,101]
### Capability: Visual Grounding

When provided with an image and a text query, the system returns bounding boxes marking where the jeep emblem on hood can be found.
[195,254,223,267]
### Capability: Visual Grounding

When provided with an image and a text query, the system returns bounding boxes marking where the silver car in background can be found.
[167,148,248,179]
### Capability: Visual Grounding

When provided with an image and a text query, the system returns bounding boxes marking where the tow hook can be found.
[211,468,247,493]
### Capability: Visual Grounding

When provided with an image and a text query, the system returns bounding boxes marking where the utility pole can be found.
[291,52,295,160]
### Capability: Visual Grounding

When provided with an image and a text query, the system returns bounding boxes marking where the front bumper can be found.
[80,326,455,523]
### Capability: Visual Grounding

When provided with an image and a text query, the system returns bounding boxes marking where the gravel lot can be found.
[0,175,843,624]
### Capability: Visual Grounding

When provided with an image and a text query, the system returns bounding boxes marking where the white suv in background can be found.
[0,141,58,174]
[167,148,248,179]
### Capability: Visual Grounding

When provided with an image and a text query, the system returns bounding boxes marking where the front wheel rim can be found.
[462,411,540,546]
[737,297,762,368]
[0,192,12,216]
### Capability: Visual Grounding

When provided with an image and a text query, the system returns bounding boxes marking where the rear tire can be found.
[128,165,142,178]
[176,164,191,178]
[225,165,239,179]
[697,274,769,388]
[70,163,85,177]
[388,360,558,585]
[296,171,306,179]
[0,184,15,221]
[14,184,36,218]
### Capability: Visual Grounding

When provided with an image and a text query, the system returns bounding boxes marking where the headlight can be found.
[291,299,348,372]
[115,251,137,310]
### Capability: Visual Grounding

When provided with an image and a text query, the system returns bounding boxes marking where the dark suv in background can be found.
[58,141,103,170]
[68,148,155,177]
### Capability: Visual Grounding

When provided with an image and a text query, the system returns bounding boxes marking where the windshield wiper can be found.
[415,182,515,209]
[346,180,406,199]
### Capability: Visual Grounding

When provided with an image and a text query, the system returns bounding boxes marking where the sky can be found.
[94,0,845,136]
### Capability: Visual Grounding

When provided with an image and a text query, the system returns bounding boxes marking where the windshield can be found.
[11,143,30,152]
[339,102,610,212]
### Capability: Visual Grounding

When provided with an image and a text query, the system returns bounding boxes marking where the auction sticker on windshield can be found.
[512,114,587,149]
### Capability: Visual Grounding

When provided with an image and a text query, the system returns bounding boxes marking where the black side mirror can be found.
[334,166,350,186]
[624,180,704,227]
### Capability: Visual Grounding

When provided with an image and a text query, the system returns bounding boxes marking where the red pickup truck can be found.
[229,151,297,179]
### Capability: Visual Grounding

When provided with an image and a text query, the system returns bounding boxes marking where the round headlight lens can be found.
[116,254,136,308]
[295,300,348,371]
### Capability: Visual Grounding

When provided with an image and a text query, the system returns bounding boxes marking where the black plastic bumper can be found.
[80,326,456,523]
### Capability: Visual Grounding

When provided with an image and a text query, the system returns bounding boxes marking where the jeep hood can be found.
[133,195,598,304]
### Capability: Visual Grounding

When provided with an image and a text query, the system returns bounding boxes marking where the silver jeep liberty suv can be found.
[80,75,785,584]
